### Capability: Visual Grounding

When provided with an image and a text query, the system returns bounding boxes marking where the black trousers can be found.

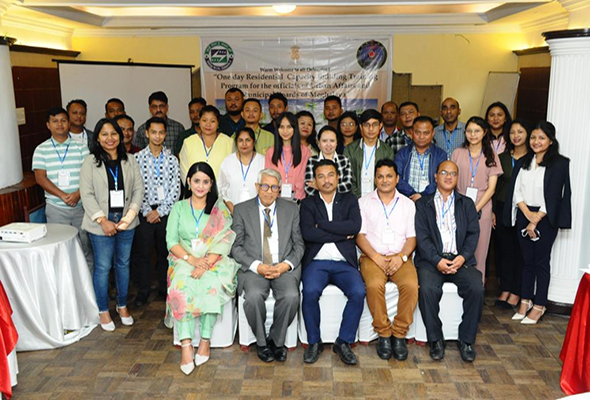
[494,201,524,295]
[516,208,558,306]
[417,265,484,344]
[135,214,169,296]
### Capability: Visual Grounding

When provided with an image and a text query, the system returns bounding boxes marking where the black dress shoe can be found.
[134,292,149,307]
[376,337,392,360]
[332,339,358,365]
[257,345,275,363]
[303,342,323,364]
[429,339,445,361]
[458,341,476,362]
[268,339,287,362]
[391,337,408,361]
[495,299,514,310]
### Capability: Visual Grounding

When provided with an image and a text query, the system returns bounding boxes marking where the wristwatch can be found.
[400,254,408,263]
[96,217,104,224]
[183,254,189,261]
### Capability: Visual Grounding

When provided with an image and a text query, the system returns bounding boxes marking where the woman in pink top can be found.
[265,112,311,201]
[451,116,503,282]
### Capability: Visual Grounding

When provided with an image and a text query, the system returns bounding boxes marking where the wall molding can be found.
[1,13,73,37]
[520,10,569,32]
[559,0,590,12]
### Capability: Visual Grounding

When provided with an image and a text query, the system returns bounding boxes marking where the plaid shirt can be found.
[304,152,353,196]
[408,146,431,193]
[133,117,186,152]
[385,128,412,155]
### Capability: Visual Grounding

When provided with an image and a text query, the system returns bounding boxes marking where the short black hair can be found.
[46,106,69,122]
[199,105,221,120]
[113,114,135,126]
[243,98,262,108]
[324,95,342,107]
[225,87,244,97]
[399,101,419,113]
[268,92,288,107]
[66,99,87,112]
[148,91,168,105]
[145,116,167,132]
[105,98,125,112]
[359,109,382,124]
[413,115,435,128]
[312,159,339,178]
[188,97,206,108]
[375,158,398,176]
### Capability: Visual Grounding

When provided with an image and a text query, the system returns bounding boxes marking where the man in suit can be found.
[414,160,484,362]
[300,159,365,365]
[231,168,304,363]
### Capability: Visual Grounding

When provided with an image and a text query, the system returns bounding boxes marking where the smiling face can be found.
[314,164,338,196]
[487,106,506,131]
[242,101,262,125]
[465,121,486,147]
[509,123,527,148]
[146,122,166,147]
[68,103,86,129]
[200,111,219,136]
[435,161,459,192]
[278,117,294,144]
[298,115,314,140]
[440,98,460,125]
[236,130,255,156]
[117,118,135,145]
[399,105,418,129]
[318,130,338,157]
[529,128,552,156]
[97,123,120,153]
[375,165,399,195]
[46,113,70,138]
[188,171,212,199]
[256,173,280,207]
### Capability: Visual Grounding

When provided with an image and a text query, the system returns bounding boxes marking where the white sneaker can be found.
[116,306,134,326]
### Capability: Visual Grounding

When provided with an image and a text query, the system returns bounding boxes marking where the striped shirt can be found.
[32,137,89,208]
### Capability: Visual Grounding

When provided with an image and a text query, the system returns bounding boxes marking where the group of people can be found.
[31,88,571,376]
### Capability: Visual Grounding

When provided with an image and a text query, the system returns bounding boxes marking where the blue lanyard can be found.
[380,196,399,225]
[152,151,163,178]
[190,197,205,236]
[240,153,254,184]
[257,197,276,230]
[199,134,216,160]
[416,150,428,175]
[443,129,456,155]
[108,165,119,191]
[51,138,70,168]
[493,137,503,153]
[468,150,482,187]
[281,151,292,177]
[441,193,455,219]
[363,142,376,171]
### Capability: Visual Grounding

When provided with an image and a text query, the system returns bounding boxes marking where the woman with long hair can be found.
[165,162,240,374]
[337,111,362,149]
[451,116,503,282]
[486,102,512,155]
[80,118,144,331]
[265,112,311,201]
[504,121,571,324]
[297,110,320,156]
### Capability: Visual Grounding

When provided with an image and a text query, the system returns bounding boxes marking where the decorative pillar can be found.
[543,29,590,307]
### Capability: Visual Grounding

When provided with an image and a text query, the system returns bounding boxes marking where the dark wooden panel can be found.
[0,172,44,226]
[515,67,550,122]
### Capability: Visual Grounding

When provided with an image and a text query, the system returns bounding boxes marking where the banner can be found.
[200,36,392,125]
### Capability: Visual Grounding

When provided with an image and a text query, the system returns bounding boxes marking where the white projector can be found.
[0,223,47,243]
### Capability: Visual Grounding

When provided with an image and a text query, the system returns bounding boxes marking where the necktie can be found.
[263,208,273,265]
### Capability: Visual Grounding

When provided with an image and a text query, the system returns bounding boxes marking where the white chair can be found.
[413,282,463,342]
[358,282,417,343]
[172,298,237,347]
[298,284,358,344]
[238,291,298,350]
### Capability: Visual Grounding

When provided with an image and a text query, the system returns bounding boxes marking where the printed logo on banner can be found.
[356,40,387,70]
[204,41,234,71]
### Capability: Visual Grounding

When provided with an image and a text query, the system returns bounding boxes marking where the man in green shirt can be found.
[240,98,274,155]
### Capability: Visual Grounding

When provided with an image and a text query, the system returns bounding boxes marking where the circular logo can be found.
[356,40,387,70]
[204,41,234,71]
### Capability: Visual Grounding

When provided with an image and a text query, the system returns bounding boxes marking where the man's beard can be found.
[228,109,242,116]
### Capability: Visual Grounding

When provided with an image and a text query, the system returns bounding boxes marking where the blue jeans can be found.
[88,212,136,312]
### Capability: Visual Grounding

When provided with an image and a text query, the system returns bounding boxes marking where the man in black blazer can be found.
[415,160,484,362]
[300,159,365,365]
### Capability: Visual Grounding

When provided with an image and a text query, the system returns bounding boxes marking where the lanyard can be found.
[380,196,399,225]
[240,153,254,184]
[190,197,205,236]
[416,150,428,175]
[257,197,277,230]
[511,156,515,169]
[199,134,216,160]
[51,138,70,168]
[493,137,503,153]
[254,127,261,144]
[108,165,119,191]
[152,151,163,178]
[281,151,292,177]
[363,142,376,171]
[441,193,455,220]
[443,128,456,155]
[468,150,482,187]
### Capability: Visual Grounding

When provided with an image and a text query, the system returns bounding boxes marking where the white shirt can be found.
[313,193,346,261]
[218,152,265,206]
[69,129,90,148]
[249,199,295,274]
[434,190,457,254]
[512,155,547,224]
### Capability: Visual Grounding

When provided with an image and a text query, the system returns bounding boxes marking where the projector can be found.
[0,223,47,243]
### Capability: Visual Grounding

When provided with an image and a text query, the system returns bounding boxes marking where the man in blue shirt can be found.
[434,98,465,159]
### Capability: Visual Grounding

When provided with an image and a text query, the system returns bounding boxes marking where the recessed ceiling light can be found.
[273,4,297,14]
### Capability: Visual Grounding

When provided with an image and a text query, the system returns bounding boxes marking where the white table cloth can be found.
[8,348,18,387]
[0,224,99,351]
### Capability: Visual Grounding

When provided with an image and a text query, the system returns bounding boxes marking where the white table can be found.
[0,224,99,351]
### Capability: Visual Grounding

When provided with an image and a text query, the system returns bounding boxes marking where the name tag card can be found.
[157,186,165,202]
[110,190,125,208]
[418,176,429,193]
[281,183,293,199]
[382,229,396,245]
[361,178,373,196]
[466,187,478,204]
[58,171,70,188]
[239,187,251,203]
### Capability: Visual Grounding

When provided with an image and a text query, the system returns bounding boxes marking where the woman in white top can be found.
[218,127,265,213]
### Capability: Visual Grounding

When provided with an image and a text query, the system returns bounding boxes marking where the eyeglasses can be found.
[362,122,380,129]
[438,170,458,177]
[340,122,356,128]
[259,183,280,193]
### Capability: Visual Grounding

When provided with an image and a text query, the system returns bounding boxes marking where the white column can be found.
[0,1,22,189]
[544,29,590,305]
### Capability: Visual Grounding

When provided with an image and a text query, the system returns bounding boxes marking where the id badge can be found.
[110,190,125,208]
[361,178,373,196]
[157,186,165,202]
[239,187,251,203]
[382,229,395,244]
[281,183,293,198]
[465,187,478,204]
[418,176,429,193]
[191,238,199,251]
[58,170,70,187]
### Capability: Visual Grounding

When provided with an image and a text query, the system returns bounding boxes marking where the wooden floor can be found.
[11,292,569,400]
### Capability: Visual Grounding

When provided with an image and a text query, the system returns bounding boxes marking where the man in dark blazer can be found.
[300,159,365,365]
[415,160,484,362]
[231,168,304,363]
